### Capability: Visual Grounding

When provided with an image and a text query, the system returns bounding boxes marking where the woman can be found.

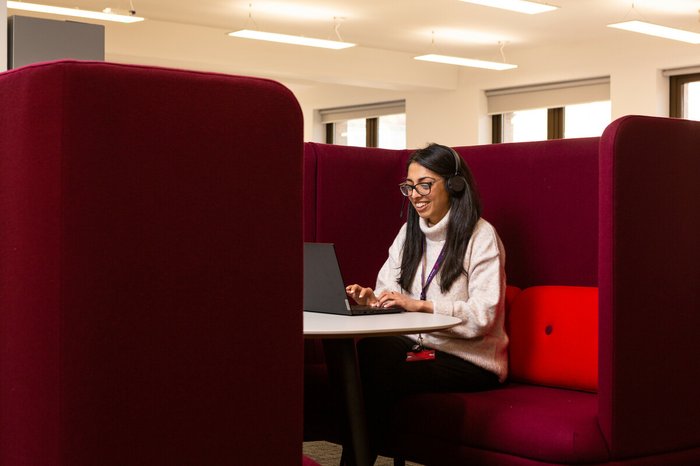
[345,143,508,449]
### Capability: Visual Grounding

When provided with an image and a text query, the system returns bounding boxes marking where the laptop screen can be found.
[303,243,352,314]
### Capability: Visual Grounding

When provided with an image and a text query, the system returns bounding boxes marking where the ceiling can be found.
[9,0,700,59]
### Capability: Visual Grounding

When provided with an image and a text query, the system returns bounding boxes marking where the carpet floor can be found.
[302,441,424,466]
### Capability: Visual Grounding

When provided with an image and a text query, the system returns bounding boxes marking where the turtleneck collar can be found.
[419,208,450,242]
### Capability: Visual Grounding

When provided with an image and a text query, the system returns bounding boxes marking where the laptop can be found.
[304,242,404,316]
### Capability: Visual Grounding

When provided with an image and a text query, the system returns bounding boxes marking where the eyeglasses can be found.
[399,181,436,197]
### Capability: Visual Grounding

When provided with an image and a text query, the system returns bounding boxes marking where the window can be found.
[494,102,610,143]
[690,82,700,121]
[377,113,407,149]
[332,118,367,147]
[669,72,700,121]
[320,101,406,149]
[501,108,548,142]
[564,101,612,138]
[487,77,611,143]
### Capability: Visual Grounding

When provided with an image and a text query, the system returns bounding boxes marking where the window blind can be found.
[663,66,700,77]
[319,100,405,124]
[486,77,610,115]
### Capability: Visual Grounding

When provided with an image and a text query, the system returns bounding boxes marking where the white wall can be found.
[1,2,7,71]
[609,62,668,120]
[291,33,699,146]
[287,82,407,144]
[289,72,493,147]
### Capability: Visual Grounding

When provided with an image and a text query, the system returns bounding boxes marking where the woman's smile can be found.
[412,199,430,213]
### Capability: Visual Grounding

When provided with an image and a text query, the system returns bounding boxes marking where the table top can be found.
[303,311,462,338]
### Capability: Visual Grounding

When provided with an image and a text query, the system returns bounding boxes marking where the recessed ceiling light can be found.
[7,1,145,23]
[607,20,700,44]
[459,0,558,15]
[228,30,355,49]
[414,54,517,70]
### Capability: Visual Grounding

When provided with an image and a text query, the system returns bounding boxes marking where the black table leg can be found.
[323,338,373,466]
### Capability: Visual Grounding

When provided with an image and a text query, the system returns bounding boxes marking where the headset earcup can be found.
[446,146,467,195]
[447,175,466,194]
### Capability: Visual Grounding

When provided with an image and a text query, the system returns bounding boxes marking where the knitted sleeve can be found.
[374,223,408,294]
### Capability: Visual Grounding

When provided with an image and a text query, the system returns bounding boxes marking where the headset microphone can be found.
[399,195,408,218]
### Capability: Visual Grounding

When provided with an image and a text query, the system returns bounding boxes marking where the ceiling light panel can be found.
[7,1,145,23]
[415,54,517,70]
[459,0,558,15]
[607,20,700,44]
[430,28,514,45]
[629,0,700,15]
[228,29,355,49]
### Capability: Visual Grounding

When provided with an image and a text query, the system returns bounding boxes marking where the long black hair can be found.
[398,143,482,294]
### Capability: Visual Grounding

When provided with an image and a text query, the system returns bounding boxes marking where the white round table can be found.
[303,311,462,338]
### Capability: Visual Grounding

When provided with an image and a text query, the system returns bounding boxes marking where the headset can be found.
[445,146,467,195]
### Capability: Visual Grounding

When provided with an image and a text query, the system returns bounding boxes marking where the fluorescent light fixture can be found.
[607,20,700,44]
[7,1,144,23]
[228,29,355,49]
[459,0,558,14]
[414,53,517,70]
[433,28,510,45]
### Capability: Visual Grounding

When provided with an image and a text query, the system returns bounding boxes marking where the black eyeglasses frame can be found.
[398,181,436,197]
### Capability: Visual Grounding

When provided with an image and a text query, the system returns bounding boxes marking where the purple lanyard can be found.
[420,241,447,301]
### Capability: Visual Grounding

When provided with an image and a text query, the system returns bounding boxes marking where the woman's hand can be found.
[375,291,434,313]
[345,284,378,306]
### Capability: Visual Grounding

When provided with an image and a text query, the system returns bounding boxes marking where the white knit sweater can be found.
[375,210,509,382]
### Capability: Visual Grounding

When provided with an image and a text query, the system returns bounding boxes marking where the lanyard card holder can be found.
[406,334,436,362]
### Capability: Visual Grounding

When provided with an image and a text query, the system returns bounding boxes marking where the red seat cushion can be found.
[389,384,608,464]
[508,286,598,392]
[504,284,521,310]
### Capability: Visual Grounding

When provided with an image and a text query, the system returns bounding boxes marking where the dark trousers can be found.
[356,335,501,453]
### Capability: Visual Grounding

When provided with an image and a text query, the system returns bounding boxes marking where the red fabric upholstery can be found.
[509,286,598,392]
[307,142,411,287]
[0,61,304,465]
[389,384,608,465]
[599,115,700,460]
[504,285,522,315]
[458,138,600,289]
[305,138,601,290]
[303,141,319,242]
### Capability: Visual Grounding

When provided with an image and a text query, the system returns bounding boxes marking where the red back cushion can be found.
[505,285,522,314]
[508,286,598,392]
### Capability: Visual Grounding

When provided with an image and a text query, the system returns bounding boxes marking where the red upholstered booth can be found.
[0,61,304,465]
[303,116,700,464]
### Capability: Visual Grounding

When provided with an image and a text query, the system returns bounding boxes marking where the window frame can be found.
[492,100,612,143]
[492,107,564,143]
[324,118,379,147]
[670,72,700,118]
[320,100,405,148]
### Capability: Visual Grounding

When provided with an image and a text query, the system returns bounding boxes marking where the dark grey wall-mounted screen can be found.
[8,15,105,69]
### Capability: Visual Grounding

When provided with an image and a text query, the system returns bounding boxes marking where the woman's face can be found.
[405,162,451,225]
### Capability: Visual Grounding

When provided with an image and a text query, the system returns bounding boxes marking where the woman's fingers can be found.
[345,285,374,304]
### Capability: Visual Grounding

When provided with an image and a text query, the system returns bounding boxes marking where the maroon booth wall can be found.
[305,137,599,291]
[0,61,304,465]
[599,115,700,460]
[458,137,600,289]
